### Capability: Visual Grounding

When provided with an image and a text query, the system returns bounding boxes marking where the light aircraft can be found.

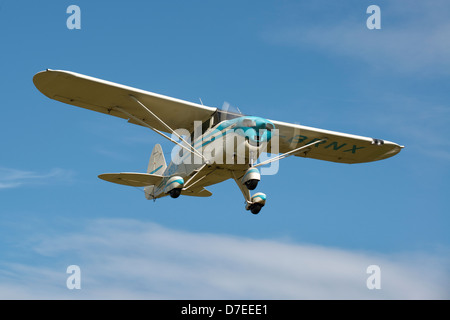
[33,70,403,214]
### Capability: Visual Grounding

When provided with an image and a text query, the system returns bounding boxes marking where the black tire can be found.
[169,188,182,198]
[250,204,262,214]
[245,179,259,190]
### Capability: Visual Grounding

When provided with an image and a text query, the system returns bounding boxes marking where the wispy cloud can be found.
[262,1,450,162]
[263,1,450,75]
[93,147,134,162]
[0,167,74,190]
[346,93,450,161]
[0,219,448,299]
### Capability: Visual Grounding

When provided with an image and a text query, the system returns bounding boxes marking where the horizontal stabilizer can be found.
[99,172,163,187]
[182,187,212,197]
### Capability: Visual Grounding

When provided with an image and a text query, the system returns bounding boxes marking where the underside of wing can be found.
[270,120,404,164]
[184,165,232,188]
[98,172,164,187]
[33,69,217,133]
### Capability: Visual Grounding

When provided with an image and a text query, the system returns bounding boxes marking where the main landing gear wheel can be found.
[169,188,182,198]
[249,203,262,215]
[245,179,259,190]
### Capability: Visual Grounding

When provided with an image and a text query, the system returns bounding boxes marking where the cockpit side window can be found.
[213,110,242,127]
[190,117,213,143]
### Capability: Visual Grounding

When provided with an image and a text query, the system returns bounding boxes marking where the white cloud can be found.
[0,219,448,299]
[264,1,450,75]
[0,167,73,190]
[260,1,450,161]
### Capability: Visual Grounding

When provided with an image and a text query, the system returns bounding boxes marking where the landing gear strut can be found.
[232,171,266,215]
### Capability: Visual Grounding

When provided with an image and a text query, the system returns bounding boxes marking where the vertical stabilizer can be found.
[145,144,167,199]
[147,144,167,175]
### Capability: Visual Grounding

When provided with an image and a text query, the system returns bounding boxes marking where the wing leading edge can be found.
[34,69,403,164]
[33,69,217,133]
[270,120,403,164]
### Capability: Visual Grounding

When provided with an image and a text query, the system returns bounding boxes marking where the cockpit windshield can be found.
[212,102,243,126]
[242,119,256,127]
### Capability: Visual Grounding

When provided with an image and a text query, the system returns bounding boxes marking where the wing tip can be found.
[33,69,59,97]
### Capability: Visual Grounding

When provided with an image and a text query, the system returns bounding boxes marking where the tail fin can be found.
[145,144,167,200]
[147,144,167,175]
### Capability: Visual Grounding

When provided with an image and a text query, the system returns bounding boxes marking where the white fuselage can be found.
[150,116,274,198]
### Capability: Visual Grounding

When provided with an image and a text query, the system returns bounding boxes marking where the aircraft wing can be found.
[98,172,164,187]
[270,120,404,164]
[33,69,217,133]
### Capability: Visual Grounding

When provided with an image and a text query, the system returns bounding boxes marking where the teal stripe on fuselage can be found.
[192,120,235,148]
[179,126,234,164]
[192,116,275,149]
[176,116,276,168]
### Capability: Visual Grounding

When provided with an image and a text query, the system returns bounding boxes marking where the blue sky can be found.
[0,0,449,299]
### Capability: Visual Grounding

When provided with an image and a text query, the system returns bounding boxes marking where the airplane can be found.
[33,69,403,214]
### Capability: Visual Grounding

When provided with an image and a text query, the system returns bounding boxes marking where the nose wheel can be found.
[169,188,182,198]
[232,171,266,215]
[245,179,259,190]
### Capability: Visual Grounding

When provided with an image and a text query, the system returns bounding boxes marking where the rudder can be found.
[147,144,167,175]
[145,144,167,199]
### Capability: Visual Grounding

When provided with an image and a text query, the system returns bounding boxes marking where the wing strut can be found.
[231,171,252,204]
[114,95,207,163]
[128,95,207,162]
[254,139,327,168]
[183,164,207,190]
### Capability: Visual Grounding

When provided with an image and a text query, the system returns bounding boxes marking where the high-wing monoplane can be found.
[33,70,403,214]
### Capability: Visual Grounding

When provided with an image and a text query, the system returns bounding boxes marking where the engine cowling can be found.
[164,176,184,196]
[251,192,266,206]
[245,192,266,214]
